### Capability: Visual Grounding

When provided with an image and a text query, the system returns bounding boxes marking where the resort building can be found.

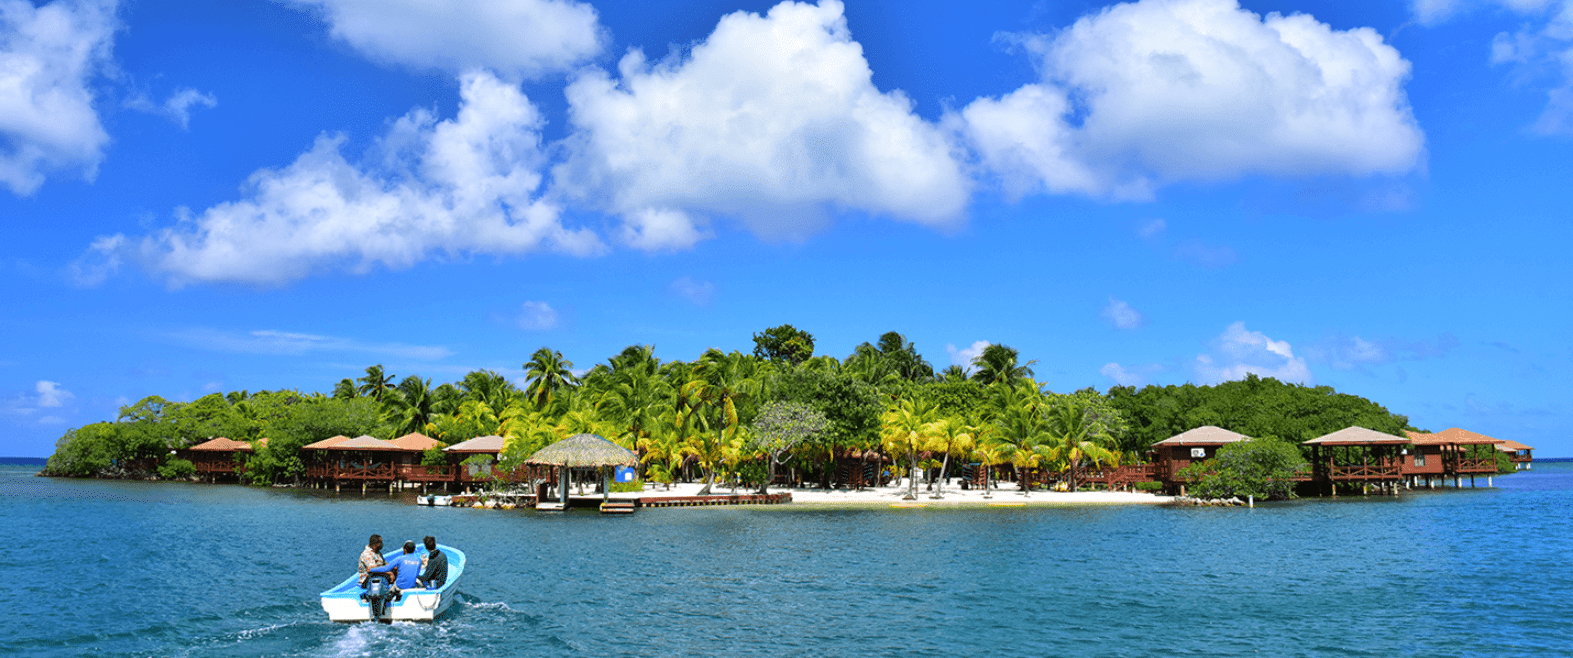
[1303,427,1408,495]
[389,432,452,491]
[443,435,509,487]
[1497,439,1534,470]
[304,435,401,492]
[1150,425,1249,495]
[181,436,262,482]
[1403,428,1505,487]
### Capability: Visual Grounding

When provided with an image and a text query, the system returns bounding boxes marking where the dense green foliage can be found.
[752,324,815,365]
[42,327,1467,493]
[1106,375,1415,456]
[1176,437,1308,500]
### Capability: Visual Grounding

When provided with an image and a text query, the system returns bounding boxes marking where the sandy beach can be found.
[625,480,1173,507]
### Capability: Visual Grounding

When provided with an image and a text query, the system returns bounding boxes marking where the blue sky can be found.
[2,0,1569,458]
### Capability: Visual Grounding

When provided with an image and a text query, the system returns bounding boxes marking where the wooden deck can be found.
[636,493,792,507]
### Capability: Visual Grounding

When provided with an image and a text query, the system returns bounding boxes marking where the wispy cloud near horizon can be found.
[164,327,452,360]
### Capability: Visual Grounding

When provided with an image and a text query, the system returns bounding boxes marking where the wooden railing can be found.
[194,460,242,474]
[1451,457,1497,474]
[331,463,396,481]
[1327,463,1400,479]
[396,464,455,481]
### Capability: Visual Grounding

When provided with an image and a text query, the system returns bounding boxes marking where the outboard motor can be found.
[360,574,398,623]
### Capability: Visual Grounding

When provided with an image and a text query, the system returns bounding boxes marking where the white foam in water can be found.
[328,624,372,657]
[236,622,289,640]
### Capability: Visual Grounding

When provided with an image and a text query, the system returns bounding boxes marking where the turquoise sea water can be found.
[4,464,1570,657]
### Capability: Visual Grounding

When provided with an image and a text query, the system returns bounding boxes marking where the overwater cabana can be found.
[444,435,511,487]
[307,435,401,492]
[389,432,453,491]
[1496,439,1534,470]
[1304,427,1408,495]
[1150,426,1250,495]
[181,437,257,482]
[1404,428,1504,488]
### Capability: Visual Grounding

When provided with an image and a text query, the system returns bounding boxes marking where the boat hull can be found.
[320,544,465,622]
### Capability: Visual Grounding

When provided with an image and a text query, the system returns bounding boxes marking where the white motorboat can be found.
[415,494,453,506]
[320,544,465,622]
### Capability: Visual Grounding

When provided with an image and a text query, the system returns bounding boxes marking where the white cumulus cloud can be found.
[283,0,604,78]
[1102,297,1143,329]
[556,0,971,249]
[0,0,116,196]
[517,301,558,330]
[955,0,1424,199]
[946,340,990,372]
[1194,321,1311,384]
[89,71,601,286]
[36,380,72,407]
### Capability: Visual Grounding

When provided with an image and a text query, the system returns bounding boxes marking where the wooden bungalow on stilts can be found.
[1303,427,1407,496]
[1150,426,1250,496]
[302,435,352,487]
[307,435,402,494]
[181,437,261,482]
[443,435,508,492]
[1496,439,1534,471]
[1404,428,1506,488]
[389,432,453,493]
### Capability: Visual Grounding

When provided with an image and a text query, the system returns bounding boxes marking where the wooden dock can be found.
[636,492,792,507]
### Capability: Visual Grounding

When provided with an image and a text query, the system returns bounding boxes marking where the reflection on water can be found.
[3,464,1571,657]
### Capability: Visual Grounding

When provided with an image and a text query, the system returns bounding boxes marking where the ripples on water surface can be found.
[4,464,1570,657]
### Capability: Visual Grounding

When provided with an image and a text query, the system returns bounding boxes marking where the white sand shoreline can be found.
[622,481,1173,507]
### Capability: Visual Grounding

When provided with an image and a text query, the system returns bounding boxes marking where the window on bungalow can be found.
[1415,452,1426,467]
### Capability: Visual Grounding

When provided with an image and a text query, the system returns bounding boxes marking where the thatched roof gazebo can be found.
[525,433,637,506]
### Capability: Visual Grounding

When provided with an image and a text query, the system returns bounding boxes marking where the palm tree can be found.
[939,365,968,383]
[984,386,1050,494]
[600,365,671,452]
[1040,400,1120,492]
[880,398,939,500]
[637,412,687,490]
[970,344,1036,388]
[523,347,578,410]
[922,416,976,499]
[387,376,436,436]
[356,365,395,401]
[332,378,359,399]
[688,349,761,495]
[459,370,518,410]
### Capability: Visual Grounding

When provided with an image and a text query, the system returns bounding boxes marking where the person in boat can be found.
[357,534,386,587]
[368,540,425,592]
[417,536,447,589]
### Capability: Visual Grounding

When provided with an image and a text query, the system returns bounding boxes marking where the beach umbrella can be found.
[525,433,638,504]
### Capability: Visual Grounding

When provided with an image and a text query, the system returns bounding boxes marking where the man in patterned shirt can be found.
[357,534,386,587]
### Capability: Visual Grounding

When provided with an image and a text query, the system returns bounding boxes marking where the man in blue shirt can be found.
[367,540,424,591]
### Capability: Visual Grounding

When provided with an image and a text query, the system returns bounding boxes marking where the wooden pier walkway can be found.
[636,493,792,507]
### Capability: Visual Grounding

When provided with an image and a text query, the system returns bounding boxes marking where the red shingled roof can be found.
[187,437,254,452]
[390,432,444,451]
[1152,426,1250,447]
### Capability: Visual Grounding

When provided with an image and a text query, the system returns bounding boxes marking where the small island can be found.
[40,326,1529,506]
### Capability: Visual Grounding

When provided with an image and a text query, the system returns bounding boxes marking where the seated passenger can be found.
[418,536,448,589]
[357,534,386,587]
[373,540,424,591]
